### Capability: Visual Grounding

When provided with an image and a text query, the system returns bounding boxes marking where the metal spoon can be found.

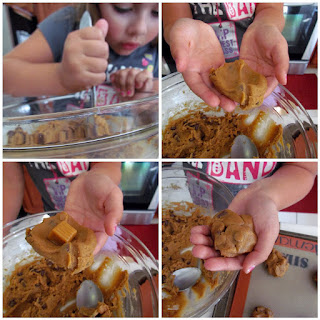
[230,135,259,158]
[79,10,96,108]
[76,280,104,309]
[172,259,201,291]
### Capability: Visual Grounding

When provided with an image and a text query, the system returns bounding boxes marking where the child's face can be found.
[99,3,158,56]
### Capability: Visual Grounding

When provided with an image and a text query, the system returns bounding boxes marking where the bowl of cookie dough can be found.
[162,72,317,158]
[3,212,158,317]
[162,166,238,317]
[3,91,158,159]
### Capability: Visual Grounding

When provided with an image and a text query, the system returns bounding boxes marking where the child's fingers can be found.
[103,186,123,236]
[242,226,278,274]
[83,40,109,59]
[192,244,219,260]
[204,255,245,272]
[135,70,153,90]
[190,233,213,246]
[93,232,109,255]
[183,70,220,107]
[272,39,289,86]
[83,57,108,74]
[94,18,109,39]
[191,225,211,235]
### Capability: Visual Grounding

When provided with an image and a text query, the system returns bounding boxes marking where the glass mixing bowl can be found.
[3,212,158,317]
[162,166,238,317]
[3,92,158,159]
[162,72,317,158]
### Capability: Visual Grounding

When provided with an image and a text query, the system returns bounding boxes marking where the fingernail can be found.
[121,91,126,97]
[127,90,132,96]
[246,265,255,274]
[114,224,118,232]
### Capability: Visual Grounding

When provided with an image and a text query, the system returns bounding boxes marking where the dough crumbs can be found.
[265,248,289,277]
[210,209,257,257]
[209,59,267,109]
[3,257,129,317]
[162,109,283,158]
[252,306,274,317]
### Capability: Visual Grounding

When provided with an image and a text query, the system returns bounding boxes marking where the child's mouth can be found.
[121,42,140,51]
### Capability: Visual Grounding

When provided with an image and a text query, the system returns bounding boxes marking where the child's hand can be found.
[57,19,109,93]
[168,18,237,112]
[110,68,154,99]
[64,170,123,255]
[190,187,279,274]
[240,22,289,97]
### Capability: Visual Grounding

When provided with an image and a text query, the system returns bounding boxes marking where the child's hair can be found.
[73,3,158,48]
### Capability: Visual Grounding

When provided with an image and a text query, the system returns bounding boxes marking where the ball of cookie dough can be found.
[252,306,274,317]
[209,59,267,109]
[210,209,257,257]
[265,248,289,277]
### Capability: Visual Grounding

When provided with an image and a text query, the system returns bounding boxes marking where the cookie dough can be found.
[265,248,289,277]
[5,114,131,147]
[26,212,96,274]
[210,209,257,257]
[252,306,274,317]
[209,59,267,109]
[162,109,283,158]
[3,257,128,317]
[162,202,219,317]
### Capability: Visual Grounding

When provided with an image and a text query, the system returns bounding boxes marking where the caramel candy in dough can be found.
[210,209,257,257]
[26,212,96,274]
[209,59,267,109]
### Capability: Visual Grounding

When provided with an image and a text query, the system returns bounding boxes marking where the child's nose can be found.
[128,18,148,36]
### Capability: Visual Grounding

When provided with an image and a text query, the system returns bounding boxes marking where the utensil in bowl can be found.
[76,280,103,309]
[230,135,259,158]
[79,10,97,109]
[173,258,201,291]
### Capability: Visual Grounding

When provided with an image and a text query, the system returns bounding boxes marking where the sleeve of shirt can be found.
[38,6,77,62]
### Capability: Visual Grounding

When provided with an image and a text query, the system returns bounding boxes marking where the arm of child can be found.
[3,163,25,225]
[4,30,69,97]
[162,3,236,111]
[64,162,123,254]
[240,3,289,96]
[191,162,317,273]
[4,19,109,97]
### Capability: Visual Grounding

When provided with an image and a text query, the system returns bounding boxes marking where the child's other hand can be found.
[58,19,109,93]
[110,68,154,99]
[240,23,289,97]
[168,18,237,112]
[64,170,123,255]
[190,187,279,273]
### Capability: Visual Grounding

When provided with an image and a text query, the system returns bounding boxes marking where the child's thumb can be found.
[94,18,108,38]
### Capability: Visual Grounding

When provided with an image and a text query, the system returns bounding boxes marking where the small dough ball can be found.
[252,306,274,317]
[265,248,289,277]
[209,59,267,109]
[210,209,257,257]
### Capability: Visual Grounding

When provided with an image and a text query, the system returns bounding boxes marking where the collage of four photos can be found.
[2,2,318,318]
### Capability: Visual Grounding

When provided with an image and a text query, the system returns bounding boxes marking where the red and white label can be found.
[224,3,255,20]
[56,162,89,178]
[207,162,277,184]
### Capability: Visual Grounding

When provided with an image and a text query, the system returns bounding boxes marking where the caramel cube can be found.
[48,220,77,245]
